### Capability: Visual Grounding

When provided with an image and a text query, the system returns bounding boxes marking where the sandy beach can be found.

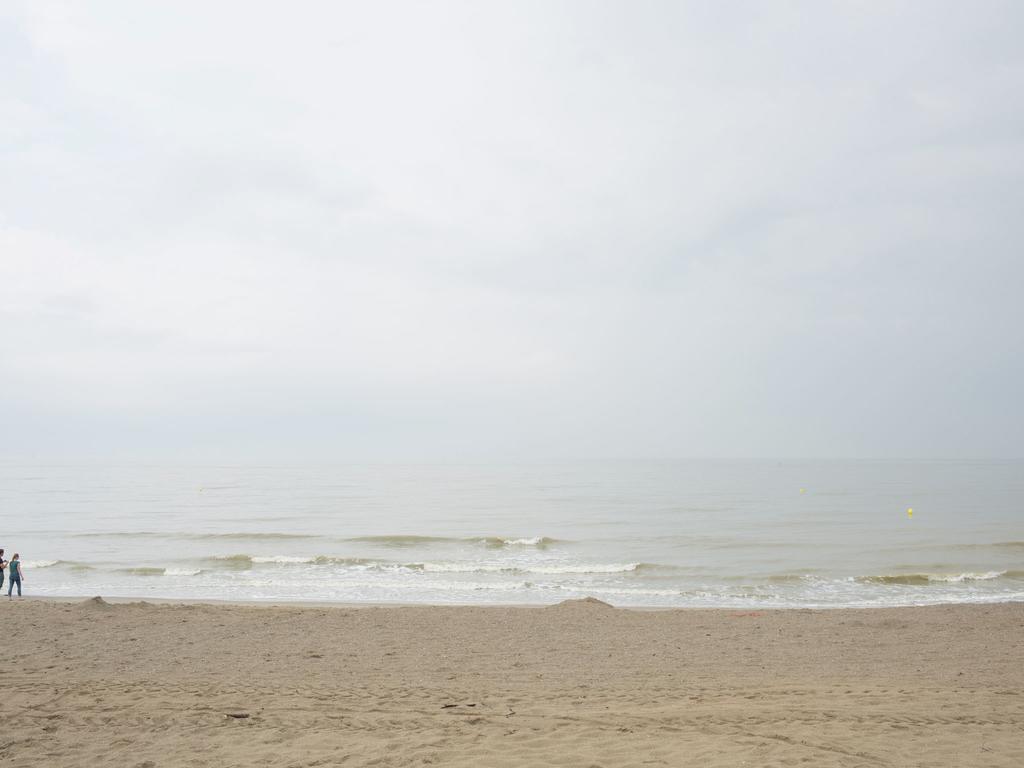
[0,598,1020,767]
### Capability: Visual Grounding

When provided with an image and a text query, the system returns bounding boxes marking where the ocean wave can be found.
[347,535,562,549]
[419,562,642,575]
[858,571,1011,585]
[502,537,548,546]
[183,532,321,541]
[347,535,464,547]
[205,554,259,568]
[73,531,321,541]
[766,572,824,583]
[196,556,652,575]
[109,565,207,577]
[24,559,59,568]
[128,555,748,579]
[474,536,561,549]
[899,541,1024,553]
[72,532,172,539]
[524,562,640,574]
[73,532,565,549]
[204,554,380,568]
[118,566,167,576]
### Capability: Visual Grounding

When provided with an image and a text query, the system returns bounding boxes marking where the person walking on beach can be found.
[0,549,6,592]
[7,554,23,598]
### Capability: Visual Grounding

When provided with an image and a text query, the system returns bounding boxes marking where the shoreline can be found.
[15,591,1024,611]
[3,597,1022,766]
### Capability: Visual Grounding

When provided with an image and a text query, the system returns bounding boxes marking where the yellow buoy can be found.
[799,488,806,494]
[907,507,913,518]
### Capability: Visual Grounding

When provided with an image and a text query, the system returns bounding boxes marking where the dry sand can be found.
[1,597,1022,767]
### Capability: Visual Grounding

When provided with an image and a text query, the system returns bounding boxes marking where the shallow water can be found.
[3,460,1022,607]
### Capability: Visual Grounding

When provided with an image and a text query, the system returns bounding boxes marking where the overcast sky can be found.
[2,1,1022,462]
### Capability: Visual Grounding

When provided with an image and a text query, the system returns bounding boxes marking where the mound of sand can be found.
[78,596,113,610]
[548,597,615,610]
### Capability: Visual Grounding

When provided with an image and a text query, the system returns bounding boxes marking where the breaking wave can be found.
[196,555,653,575]
[117,566,203,577]
[857,571,1018,585]
[204,554,378,568]
[476,536,561,549]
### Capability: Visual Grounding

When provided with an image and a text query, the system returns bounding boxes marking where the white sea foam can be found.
[164,568,202,576]
[927,571,1006,582]
[251,555,316,564]
[526,563,640,574]
[24,559,58,568]
[543,584,683,597]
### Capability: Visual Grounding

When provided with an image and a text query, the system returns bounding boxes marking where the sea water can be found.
[2,460,1022,607]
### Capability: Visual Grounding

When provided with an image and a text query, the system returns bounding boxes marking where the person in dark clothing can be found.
[7,553,23,598]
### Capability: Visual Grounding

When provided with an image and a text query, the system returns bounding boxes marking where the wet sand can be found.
[1,597,1022,767]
